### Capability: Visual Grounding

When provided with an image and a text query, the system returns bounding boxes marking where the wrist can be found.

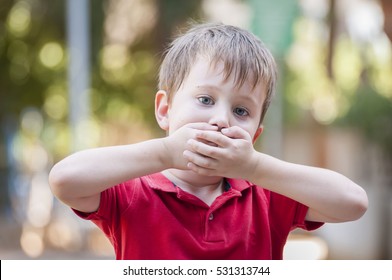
[159,137,174,169]
[243,150,262,182]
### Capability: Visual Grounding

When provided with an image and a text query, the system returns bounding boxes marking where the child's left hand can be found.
[183,126,257,179]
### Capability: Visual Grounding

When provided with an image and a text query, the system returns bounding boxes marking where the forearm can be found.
[49,138,169,200]
[246,152,368,222]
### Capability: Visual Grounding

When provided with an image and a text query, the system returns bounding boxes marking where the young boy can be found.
[49,22,368,259]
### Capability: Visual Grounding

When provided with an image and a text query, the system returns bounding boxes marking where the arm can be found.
[49,139,169,213]
[246,153,368,223]
[49,123,217,213]
[183,126,368,223]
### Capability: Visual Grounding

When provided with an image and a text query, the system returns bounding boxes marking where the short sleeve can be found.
[72,188,112,220]
[268,191,324,238]
[292,203,324,231]
[71,181,139,245]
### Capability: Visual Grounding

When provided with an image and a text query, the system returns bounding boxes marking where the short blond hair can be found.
[158,22,277,124]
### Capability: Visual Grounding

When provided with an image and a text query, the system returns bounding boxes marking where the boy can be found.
[49,23,368,259]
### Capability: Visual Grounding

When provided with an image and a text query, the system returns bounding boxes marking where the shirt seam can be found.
[111,180,140,242]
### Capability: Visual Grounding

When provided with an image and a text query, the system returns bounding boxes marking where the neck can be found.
[162,169,224,206]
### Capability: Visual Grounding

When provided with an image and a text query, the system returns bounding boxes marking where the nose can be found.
[208,106,230,131]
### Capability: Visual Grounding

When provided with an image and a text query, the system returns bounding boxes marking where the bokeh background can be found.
[0,0,391,260]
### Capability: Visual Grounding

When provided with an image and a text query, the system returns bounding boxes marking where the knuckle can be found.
[206,148,216,157]
[203,160,212,168]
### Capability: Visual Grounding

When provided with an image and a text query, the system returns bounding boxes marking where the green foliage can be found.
[0,0,204,149]
[337,84,392,155]
[0,0,65,117]
[0,0,204,210]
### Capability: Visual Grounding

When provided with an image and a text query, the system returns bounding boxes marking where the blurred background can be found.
[0,0,391,260]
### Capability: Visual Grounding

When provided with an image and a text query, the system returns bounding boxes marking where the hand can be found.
[162,123,219,170]
[183,126,257,179]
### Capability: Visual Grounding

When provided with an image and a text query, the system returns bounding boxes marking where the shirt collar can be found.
[144,172,178,193]
[225,177,254,192]
[144,172,254,193]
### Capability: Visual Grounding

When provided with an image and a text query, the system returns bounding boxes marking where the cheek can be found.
[240,122,261,140]
[167,109,193,132]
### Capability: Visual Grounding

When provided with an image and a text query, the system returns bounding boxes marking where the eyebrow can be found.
[195,85,219,92]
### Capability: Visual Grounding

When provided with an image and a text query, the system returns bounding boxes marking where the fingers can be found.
[184,123,219,131]
[186,138,222,158]
[179,125,255,177]
[183,149,220,177]
[221,126,252,141]
[183,150,217,169]
[193,126,250,148]
[186,161,215,176]
[194,131,228,147]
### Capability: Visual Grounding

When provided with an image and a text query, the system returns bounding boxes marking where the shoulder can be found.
[226,178,271,197]
[227,178,303,208]
[103,172,177,203]
[75,173,168,218]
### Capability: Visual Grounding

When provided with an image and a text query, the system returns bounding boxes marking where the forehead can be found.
[184,57,267,100]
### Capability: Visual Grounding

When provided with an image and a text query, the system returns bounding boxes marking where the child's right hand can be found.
[162,123,219,170]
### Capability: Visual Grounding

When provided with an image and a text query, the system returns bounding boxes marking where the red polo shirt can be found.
[74,172,323,259]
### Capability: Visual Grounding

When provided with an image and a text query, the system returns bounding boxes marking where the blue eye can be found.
[198,96,214,105]
[234,107,249,117]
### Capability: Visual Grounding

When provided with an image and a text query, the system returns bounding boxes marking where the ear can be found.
[252,126,263,144]
[155,90,170,131]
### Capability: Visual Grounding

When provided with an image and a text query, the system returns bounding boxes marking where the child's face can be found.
[156,58,266,142]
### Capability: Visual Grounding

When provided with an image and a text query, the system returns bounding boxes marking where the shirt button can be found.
[208,213,214,221]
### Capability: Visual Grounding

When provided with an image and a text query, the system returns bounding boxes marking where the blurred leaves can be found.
[0,0,203,151]
[1,0,391,196]
[284,15,392,157]
[337,84,392,156]
[0,0,65,116]
[0,0,204,212]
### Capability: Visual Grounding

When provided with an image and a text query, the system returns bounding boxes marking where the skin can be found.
[49,57,368,223]
[155,58,264,205]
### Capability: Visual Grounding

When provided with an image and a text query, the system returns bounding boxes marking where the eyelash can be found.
[198,96,214,105]
[234,107,249,117]
[197,96,250,118]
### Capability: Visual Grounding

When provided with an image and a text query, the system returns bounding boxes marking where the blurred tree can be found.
[381,0,392,42]
[336,4,392,172]
[0,0,66,115]
[0,0,66,213]
[154,0,202,51]
[0,0,204,213]
[89,0,203,140]
[338,83,392,157]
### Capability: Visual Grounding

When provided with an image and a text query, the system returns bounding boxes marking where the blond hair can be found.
[158,22,277,124]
